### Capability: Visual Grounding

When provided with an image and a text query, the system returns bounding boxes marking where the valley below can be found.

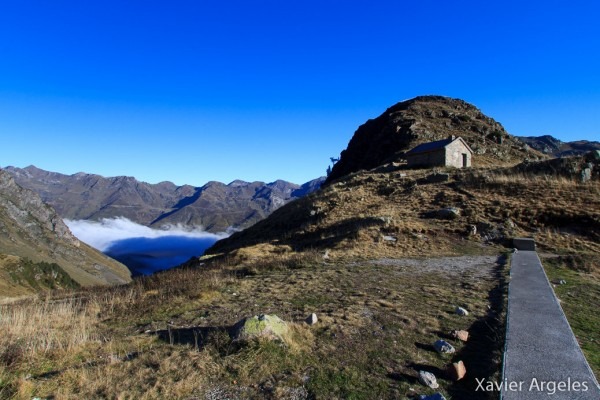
[103,235,219,276]
[64,217,225,276]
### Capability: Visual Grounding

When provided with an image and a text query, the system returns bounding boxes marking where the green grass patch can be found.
[543,257,600,379]
[6,258,79,291]
[308,365,389,399]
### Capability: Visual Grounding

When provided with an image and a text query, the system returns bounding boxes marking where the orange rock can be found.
[451,329,469,342]
[447,360,467,381]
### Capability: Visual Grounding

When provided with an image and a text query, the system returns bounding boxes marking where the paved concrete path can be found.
[502,250,600,399]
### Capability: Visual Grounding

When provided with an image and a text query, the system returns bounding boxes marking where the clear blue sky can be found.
[0,1,598,186]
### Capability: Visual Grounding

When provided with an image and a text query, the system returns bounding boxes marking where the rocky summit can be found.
[326,95,546,183]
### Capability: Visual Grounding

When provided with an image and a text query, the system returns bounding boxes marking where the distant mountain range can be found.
[0,168,131,296]
[4,166,324,233]
[516,135,600,158]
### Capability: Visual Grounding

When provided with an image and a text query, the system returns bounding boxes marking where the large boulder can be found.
[231,314,289,342]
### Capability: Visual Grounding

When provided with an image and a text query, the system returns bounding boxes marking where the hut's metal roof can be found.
[406,137,473,155]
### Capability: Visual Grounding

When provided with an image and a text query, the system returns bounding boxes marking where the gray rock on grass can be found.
[434,339,455,354]
[418,370,439,389]
[451,329,469,342]
[437,207,460,219]
[306,313,318,325]
[455,306,469,316]
[231,314,288,342]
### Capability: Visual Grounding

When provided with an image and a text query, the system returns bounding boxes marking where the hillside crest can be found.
[326,95,545,183]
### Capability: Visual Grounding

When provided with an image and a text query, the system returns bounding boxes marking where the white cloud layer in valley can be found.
[65,217,228,251]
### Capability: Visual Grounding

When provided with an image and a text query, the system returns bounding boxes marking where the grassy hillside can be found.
[0,168,131,296]
[1,167,597,398]
[0,254,79,298]
[208,162,599,263]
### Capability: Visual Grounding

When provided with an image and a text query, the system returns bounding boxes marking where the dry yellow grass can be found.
[209,165,599,264]
[0,253,508,399]
[0,298,99,359]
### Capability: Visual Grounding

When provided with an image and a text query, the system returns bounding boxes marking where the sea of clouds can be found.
[65,217,230,275]
[65,217,228,252]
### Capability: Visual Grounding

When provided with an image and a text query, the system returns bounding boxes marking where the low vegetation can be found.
[0,256,80,298]
[1,252,508,399]
[209,163,599,262]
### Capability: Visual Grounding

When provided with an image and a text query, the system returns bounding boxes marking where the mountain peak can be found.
[228,179,252,187]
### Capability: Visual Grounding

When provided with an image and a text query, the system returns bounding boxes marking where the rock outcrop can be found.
[326,95,545,183]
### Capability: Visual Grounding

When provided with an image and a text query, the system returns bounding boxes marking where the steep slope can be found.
[5,166,324,232]
[0,169,131,296]
[517,135,600,157]
[208,157,599,261]
[326,95,546,183]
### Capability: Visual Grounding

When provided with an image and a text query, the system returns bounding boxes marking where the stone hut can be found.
[406,136,473,168]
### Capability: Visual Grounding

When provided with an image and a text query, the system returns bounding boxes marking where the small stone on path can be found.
[447,360,466,381]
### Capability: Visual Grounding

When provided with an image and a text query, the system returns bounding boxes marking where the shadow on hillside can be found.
[150,187,202,225]
[446,254,508,400]
[152,325,233,352]
[210,211,387,254]
[288,216,386,249]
